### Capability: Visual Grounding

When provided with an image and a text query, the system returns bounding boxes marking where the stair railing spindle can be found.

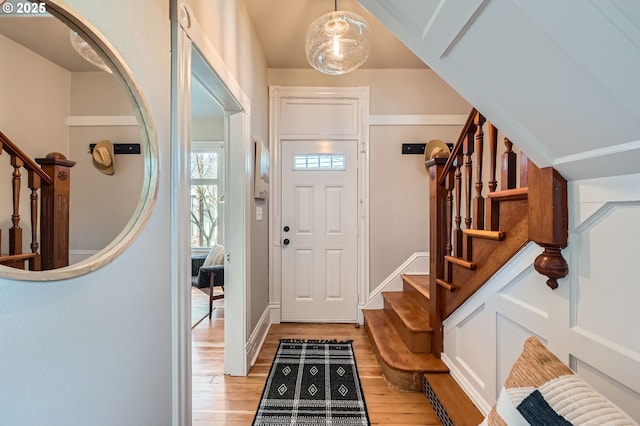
[502,138,516,189]
[473,112,486,230]
[454,151,463,257]
[28,170,41,270]
[9,156,23,255]
[463,129,474,230]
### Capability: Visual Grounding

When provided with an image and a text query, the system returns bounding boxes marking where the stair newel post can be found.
[473,113,486,230]
[35,153,76,270]
[9,156,23,255]
[28,170,41,270]
[527,160,568,289]
[427,157,449,357]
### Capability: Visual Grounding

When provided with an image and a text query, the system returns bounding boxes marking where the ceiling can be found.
[0,2,426,122]
[0,15,101,72]
[242,0,427,70]
[0,1,426,73]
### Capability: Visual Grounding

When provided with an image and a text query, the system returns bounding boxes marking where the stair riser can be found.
[364,321,424,392]
[384,298,432,353]
[403,281,430,313]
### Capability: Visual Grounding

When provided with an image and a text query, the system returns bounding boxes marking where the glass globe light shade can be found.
[69,30,112,73]
[305,10,371,75]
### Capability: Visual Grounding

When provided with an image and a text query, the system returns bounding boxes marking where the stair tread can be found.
[382,292,431,332]
[364,310,447,374]
[401,274,430,300]
[425,373,484,426]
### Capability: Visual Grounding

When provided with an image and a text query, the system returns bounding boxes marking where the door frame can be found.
[171,3,252,424]
[269,86,370,324]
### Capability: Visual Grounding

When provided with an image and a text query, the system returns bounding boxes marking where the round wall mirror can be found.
[0,0,157,280]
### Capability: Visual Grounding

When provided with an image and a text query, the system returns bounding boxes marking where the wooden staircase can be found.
[0,131,75,270]
[364,274,445,392]
[364,274,483,425]
[363,108,569,425]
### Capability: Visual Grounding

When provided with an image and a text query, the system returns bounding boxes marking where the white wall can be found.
[443,173,640,421]
[183,0,271,333]
[0,1,172,425]
[69,72,143,255]
[268,69,470,291]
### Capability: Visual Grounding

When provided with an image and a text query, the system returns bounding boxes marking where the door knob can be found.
[283,226,290,232]
[283,238,290,245]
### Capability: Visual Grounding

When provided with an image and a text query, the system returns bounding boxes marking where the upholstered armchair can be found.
[195,244,225,319]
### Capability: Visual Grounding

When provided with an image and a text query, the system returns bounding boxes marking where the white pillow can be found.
[203,244,224,266]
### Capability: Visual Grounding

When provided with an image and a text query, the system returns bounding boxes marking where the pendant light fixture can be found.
[305,0,371,75]
[69,30,112,73]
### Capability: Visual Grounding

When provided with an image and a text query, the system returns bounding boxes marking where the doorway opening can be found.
[172,14,252,423]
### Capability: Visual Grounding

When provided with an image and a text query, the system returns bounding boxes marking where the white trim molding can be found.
[67,115,138,126]
[368,114,467,126]
[363,252,429,312]
[269,86,370,324]
[247,306,271,368]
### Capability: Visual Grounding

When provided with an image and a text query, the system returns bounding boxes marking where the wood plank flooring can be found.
[192,318,442,425]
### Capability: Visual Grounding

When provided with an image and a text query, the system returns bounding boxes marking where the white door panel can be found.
[281,139,358,321]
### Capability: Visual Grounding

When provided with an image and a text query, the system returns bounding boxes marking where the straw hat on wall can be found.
[92,140,115,175]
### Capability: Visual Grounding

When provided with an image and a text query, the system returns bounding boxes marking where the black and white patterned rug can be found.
[252,339,370,426]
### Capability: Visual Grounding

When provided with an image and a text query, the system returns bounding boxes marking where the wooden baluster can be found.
[487,124,498,193]
[485,124,499,231]
[473,113,486,230]
[28,170,41,271]
[453,151,463,257]
[463,128,475,230]
[501,138,516,189]
[445,170,454,257]
[519,151,528,188]
[463,127,475,260]
[9,156,23,256]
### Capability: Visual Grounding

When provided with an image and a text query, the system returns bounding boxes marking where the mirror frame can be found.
[0,0,158,281]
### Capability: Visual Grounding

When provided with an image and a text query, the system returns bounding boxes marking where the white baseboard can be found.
[363,252,429,310]
[269,303,281,324]
[247,306,271,368]
[441,353,492,414]
[69,249,99,264]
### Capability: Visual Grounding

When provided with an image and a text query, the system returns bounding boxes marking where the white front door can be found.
[281,139,359,322]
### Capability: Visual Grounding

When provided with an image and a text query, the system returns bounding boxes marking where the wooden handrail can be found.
[438,108,478,186]
[0,131,52,185]
[427,107,569,356]
[0,131,75,270]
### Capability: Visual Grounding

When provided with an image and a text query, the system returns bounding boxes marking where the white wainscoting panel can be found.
[442,173,640,422]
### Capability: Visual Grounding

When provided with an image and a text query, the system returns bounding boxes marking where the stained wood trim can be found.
[444,255,477,270]
[463,229,505,240]
[0,131,52,184]
[488,187,528,201]
[436,279,456,292]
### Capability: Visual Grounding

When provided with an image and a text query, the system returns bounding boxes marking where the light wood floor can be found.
[192,315,442,425]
